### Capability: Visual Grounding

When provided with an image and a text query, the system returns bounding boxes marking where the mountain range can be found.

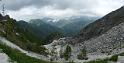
[34,16,98,36]
[0,5,124,63]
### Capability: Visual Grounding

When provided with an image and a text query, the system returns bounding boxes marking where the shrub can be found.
[109,54,118,62]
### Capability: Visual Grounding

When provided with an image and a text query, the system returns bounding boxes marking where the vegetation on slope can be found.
[0,15,47,55]
[0,43,55,63]
[16,21,43,45]
[18,20,63,45]
[29,19,63,38]
[43,32,63,44]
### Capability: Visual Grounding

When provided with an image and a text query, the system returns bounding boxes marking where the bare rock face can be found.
[79,6,124,42]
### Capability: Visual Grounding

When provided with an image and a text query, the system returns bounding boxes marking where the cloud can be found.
[2,0,123,21]
[3,0,123,10]
[2,0,51,10]
[7,6,83,21]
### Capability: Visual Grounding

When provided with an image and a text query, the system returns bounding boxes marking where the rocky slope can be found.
[81,22,124,54]
[75,6,124,55]
[0,52,11,63]
[43,6,124,63]
[78,6,124,42]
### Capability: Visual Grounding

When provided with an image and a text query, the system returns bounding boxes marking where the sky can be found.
[0,0,123,21]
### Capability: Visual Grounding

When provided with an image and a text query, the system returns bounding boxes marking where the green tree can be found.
[44,32,63,44]
[63,45,72,60]
[77,48,88,60]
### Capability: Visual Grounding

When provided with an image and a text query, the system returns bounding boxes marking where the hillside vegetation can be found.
[0,42,55,63]
[0,14,47,55]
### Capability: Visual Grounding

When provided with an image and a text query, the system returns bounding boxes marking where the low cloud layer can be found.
[1,0,123,21]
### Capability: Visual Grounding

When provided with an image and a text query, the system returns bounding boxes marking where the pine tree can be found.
[63,45,72,60]
[77,47,88,60]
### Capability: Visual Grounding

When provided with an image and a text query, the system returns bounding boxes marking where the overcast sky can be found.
[1,0,124,21]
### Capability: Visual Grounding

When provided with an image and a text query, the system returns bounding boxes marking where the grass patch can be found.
[85,54,119,63]
[85,52,124,63]
[0,43,55,63]
[84,59,109,63]
[118,52,124,56]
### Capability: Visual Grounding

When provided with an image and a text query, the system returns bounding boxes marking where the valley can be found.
[0,0,123,63]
